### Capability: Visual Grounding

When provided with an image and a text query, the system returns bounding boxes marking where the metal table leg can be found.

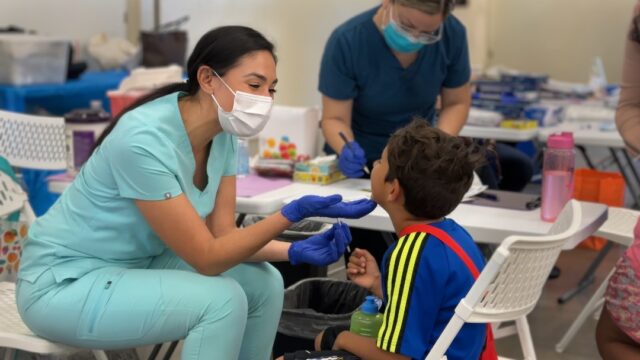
[558,242,614,304]
[622,150,640,208]
[381,232,396,246]
[577,145,596,169]
[235,213,247,227]
[610,148,640,208]
[162,341,180,360]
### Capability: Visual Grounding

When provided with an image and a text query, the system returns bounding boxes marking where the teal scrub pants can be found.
[16,249,284,360]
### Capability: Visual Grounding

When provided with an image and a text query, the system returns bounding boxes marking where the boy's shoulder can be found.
[385,219,484,277]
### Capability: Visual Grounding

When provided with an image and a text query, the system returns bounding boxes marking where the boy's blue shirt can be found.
[377,218,486,360]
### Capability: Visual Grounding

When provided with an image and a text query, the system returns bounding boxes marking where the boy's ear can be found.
[386,178,404,204]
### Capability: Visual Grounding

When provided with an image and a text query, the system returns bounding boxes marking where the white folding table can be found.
[238,179,607,248]
[460,125,538,142]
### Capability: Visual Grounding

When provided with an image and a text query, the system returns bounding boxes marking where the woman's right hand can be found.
[281,194,376,223]
[338,141,367,178]
[347,248,382,296]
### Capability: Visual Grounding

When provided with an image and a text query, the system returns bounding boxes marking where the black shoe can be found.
[548,266,561,280]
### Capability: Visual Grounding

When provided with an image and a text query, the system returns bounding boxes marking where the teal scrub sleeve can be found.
[319,31,358,100]
[108,140,183,201]
[442,25,471,89]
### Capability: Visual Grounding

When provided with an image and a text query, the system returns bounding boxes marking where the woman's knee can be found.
[201,276,249,321]
[253,262,285,300]
[230,262,284,312]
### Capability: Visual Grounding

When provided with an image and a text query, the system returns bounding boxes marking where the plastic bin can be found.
[107,90,148,117]
[572,169,625,250]
[0,34,69,85]
[274,278,369,357]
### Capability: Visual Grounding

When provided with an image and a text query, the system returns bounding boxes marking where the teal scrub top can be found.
[18,92,237,283]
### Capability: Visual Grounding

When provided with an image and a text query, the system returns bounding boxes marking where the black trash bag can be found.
[279,278,369,340]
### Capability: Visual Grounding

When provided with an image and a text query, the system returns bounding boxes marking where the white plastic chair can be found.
[425,200,584,360]
[0,110,67,170]
[555,206,639,353]
[0,171,108,360]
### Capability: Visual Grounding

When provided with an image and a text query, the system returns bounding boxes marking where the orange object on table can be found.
[572,169,625,250]
[107,90,148,117]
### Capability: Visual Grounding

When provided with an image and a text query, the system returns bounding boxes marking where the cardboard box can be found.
[293,157,345,185]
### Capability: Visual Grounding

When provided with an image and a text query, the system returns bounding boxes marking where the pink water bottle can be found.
[541,132,576,222]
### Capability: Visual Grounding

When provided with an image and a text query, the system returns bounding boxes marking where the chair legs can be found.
[555,268,614,353]
[425,314,466,360]
[92,350,109,360]
[3,349,15,360]
[515,317,536,360]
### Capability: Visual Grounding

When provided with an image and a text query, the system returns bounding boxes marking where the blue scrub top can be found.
[319,7,470,164]
[18,92,237,283]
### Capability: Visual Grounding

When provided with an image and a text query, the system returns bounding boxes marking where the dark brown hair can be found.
[385,120,484,219]
[632,15,640,44]
[94,26,276,150]
[394,0,455,16]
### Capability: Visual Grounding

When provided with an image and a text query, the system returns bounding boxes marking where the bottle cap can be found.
[548,132,574,150]
[361,295,379,314]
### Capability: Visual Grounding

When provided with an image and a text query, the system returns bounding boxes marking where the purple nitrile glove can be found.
[338,141,367,178]
[288,222,352,266]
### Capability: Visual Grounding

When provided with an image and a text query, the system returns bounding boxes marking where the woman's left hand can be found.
[288,222,352,266]
[281,194,377,223]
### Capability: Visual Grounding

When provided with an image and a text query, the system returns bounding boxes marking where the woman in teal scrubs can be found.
[16,26,375,360]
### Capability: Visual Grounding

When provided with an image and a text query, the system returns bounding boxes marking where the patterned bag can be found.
[0,220,27,282]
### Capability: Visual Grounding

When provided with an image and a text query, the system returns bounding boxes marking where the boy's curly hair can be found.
[385,119,485,219]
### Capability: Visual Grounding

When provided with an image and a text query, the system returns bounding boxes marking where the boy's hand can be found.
[347,248,382,297]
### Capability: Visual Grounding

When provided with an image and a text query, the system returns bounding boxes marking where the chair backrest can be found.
[0,171,30,220]
[464,200,582,323]
[0,110,67,170]
[259,105,321,159]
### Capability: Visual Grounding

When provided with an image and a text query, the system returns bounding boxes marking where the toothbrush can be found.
[337,219,351,253]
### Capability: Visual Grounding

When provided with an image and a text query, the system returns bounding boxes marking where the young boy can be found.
[315,120,487,360]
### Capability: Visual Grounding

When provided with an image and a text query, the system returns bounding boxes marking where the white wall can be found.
[149,0,488,106]
[150,0,380,107]
[454,0,490,69]
[0,0,127,40]
[487,0,637,83]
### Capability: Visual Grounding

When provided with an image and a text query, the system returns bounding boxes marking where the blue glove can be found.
[339,141,367,178]
[289,222,352,266]
[281,195,377,223]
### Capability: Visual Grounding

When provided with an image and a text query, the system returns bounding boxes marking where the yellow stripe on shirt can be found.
[389,232,427,351]
[378,233,412,349]
[378,232,416,350]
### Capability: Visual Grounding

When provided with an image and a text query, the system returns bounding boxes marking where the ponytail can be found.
[93,81,194,150]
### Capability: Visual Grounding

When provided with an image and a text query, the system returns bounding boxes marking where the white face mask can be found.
[210,70,273,138]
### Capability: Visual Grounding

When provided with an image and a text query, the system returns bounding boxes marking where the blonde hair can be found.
[394,0,452,16]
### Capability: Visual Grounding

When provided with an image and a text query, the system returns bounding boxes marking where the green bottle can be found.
[350,296,383,337]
